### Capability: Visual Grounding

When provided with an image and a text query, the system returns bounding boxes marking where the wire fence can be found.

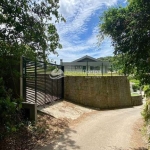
[63,64,124,76]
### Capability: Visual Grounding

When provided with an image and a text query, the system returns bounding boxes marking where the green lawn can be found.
[27,69,122,76]
[131,93,140,96]
[130,79,140,85]
[64,71,120,76]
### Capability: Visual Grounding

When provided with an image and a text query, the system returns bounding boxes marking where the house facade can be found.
[60,55,111,73]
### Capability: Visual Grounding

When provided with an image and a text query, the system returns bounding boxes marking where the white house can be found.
[60,55,111,73]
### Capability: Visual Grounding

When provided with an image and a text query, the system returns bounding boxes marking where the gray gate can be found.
[22,57,64,106]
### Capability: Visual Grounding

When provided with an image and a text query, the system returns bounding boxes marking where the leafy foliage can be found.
[99,0,150,84]
[141,99,150,122]
[0,78,23,140]
[0,0,65,146]
[97,55,134,75]
[141,98,150,147]
[97,56,113,62]
[132,84,140,92]
[143,85,150,97]
[0,0,65,60]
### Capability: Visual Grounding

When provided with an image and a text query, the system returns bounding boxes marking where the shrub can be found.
[0,78,22,140]
[141,99,150,148]
[141,99,150,123]
[132,84,140,92]
[143,85,150,97]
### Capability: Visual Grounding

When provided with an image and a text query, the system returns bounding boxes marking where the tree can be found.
[0,0,65,143]
[0,0,65,93]
[97,55,134,75]
[97,56,113,62]
[0,0,65,60]
[98,0,150,84]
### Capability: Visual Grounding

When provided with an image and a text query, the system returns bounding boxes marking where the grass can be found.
[131,93,141,96]
[26,69,123,76]
[130,79,140,85]
[64,71,121,76]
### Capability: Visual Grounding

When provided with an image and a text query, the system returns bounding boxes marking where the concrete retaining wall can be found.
[64,76,132,109]
[131,95,143,106]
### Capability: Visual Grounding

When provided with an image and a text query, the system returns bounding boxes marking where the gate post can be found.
[35,60,37,104]
[44,62,47,104]
[20,56,23,99]
[61,65,64,99]
[22,57,26,101]
[102,62,103,76]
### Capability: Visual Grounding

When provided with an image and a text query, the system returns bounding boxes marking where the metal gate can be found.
[22,57,64,106]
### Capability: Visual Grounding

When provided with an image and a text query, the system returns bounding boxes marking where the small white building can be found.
[61,55,111,73]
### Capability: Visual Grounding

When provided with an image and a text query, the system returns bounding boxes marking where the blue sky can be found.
[49,0,127,64]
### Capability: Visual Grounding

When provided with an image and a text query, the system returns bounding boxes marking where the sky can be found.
[49,0,127,64]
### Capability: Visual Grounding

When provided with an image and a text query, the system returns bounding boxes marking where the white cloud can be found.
[58,0,117,35]
[49,37,114,63]
[49,0,120,63]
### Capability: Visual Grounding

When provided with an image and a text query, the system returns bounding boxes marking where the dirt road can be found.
[41,106,147,150]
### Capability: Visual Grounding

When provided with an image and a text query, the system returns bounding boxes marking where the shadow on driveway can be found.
[37,127,80,150]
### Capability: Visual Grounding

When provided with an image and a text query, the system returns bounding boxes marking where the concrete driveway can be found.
[38,101,147,150]
[38,100,95,120]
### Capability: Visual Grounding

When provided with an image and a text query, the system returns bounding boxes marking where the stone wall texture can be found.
[64,76,132,109]
[131,95,143,106]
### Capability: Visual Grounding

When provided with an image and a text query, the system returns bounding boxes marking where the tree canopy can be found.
[97,56,113,62]
[97,55,133,75]
[0,0,65,123]
[0,0,65,60]
[0,0,65,142]
[99,0,150,84]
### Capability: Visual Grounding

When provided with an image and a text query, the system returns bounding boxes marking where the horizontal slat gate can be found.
[23,57,64,106]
